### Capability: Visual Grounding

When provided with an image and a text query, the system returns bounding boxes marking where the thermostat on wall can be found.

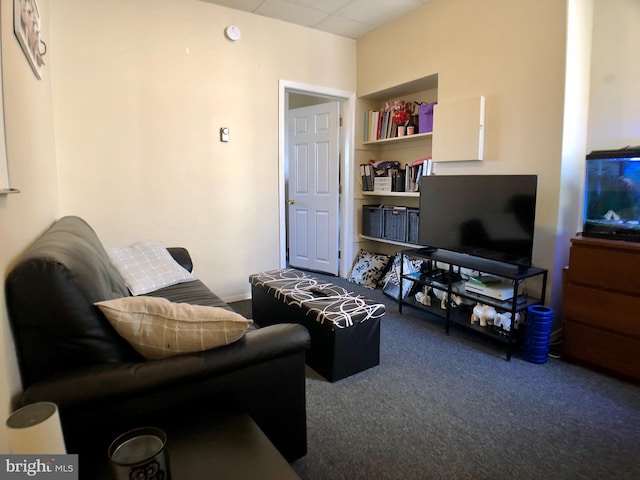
[225,25,241,41]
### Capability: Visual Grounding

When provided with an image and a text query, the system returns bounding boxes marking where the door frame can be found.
[278,80,356,277]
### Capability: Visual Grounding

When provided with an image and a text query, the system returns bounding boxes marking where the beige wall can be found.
[0,0,59,452]
[588,0,640,150]
[358,0,569,312]
[0,0,355,452]
[49,0,356,302]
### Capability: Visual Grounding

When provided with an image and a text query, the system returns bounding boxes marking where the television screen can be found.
[418,175,538,267]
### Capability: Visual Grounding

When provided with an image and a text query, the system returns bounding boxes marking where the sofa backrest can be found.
[5,216,141,388]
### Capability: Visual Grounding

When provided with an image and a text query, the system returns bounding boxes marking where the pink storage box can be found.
[418,102,437,133]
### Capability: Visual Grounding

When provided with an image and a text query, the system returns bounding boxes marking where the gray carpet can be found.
[230,273,640,480]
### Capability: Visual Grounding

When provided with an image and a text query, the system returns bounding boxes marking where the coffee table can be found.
[79,412,300,479]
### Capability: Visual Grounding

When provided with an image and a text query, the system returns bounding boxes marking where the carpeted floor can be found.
[230,272,640,480]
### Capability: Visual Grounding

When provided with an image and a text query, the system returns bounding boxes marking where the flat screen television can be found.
[418,174,538,267]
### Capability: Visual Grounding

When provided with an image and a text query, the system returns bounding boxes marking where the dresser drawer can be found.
[562,320,640,380]
[563,284,640,338]
[568,240,640,295]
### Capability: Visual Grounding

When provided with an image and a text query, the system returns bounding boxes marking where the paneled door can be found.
[287,101,340,275]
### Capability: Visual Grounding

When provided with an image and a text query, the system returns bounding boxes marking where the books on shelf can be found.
[361,162,399,192]
[404,157,431,192]
[405,163,421,192]
[361,158,432,193]
[360,163,374,191]
[364,110,402,141]
[391,170,405,192]
[364,100,422,142]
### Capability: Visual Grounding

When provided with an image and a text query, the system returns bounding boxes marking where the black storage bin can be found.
[362,205,383,238]
[407,208,420,244]
[382,207,407,242]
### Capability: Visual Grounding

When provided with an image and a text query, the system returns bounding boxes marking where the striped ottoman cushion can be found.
[249,268,385,329]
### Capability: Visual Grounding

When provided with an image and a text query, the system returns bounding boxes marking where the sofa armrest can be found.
[20,323,310,409]
[166,247,193,272]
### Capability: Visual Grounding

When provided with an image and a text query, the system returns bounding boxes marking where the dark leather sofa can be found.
[5,216,310,464]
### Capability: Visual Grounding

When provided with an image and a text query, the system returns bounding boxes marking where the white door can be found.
[287,101,340,275]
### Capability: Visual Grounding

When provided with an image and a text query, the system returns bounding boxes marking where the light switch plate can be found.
[220,127,229,142]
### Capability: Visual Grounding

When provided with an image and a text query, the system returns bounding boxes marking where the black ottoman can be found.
[249,269,385,382]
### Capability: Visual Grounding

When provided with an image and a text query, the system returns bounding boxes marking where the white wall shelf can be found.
[363,131,432,146]
[360,235,419,249]
[362,191,419,198]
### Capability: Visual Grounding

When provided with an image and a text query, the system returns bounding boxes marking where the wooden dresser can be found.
[562,235,640,380]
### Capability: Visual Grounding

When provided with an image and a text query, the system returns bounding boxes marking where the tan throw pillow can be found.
[95,296,252,359]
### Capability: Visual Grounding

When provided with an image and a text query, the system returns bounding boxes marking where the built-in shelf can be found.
[356,73,437,256]
[0,188,20,195]
[361,191,419,198]
[359,74,439,101]
[360,235,419,248]
[363,131,432,146]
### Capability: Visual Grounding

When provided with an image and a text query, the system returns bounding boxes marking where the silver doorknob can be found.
[287,199,295,205]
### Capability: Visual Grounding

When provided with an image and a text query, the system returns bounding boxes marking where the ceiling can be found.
[201,0,432,39]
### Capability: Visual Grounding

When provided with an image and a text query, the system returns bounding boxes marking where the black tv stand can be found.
[422,268,462,285]
[398,248,548,360]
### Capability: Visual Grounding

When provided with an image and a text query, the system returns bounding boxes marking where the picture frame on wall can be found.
[0,15,18,194]
[14,0,46,80]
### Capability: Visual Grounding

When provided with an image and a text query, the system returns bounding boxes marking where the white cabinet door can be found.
[432,96,485,162]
